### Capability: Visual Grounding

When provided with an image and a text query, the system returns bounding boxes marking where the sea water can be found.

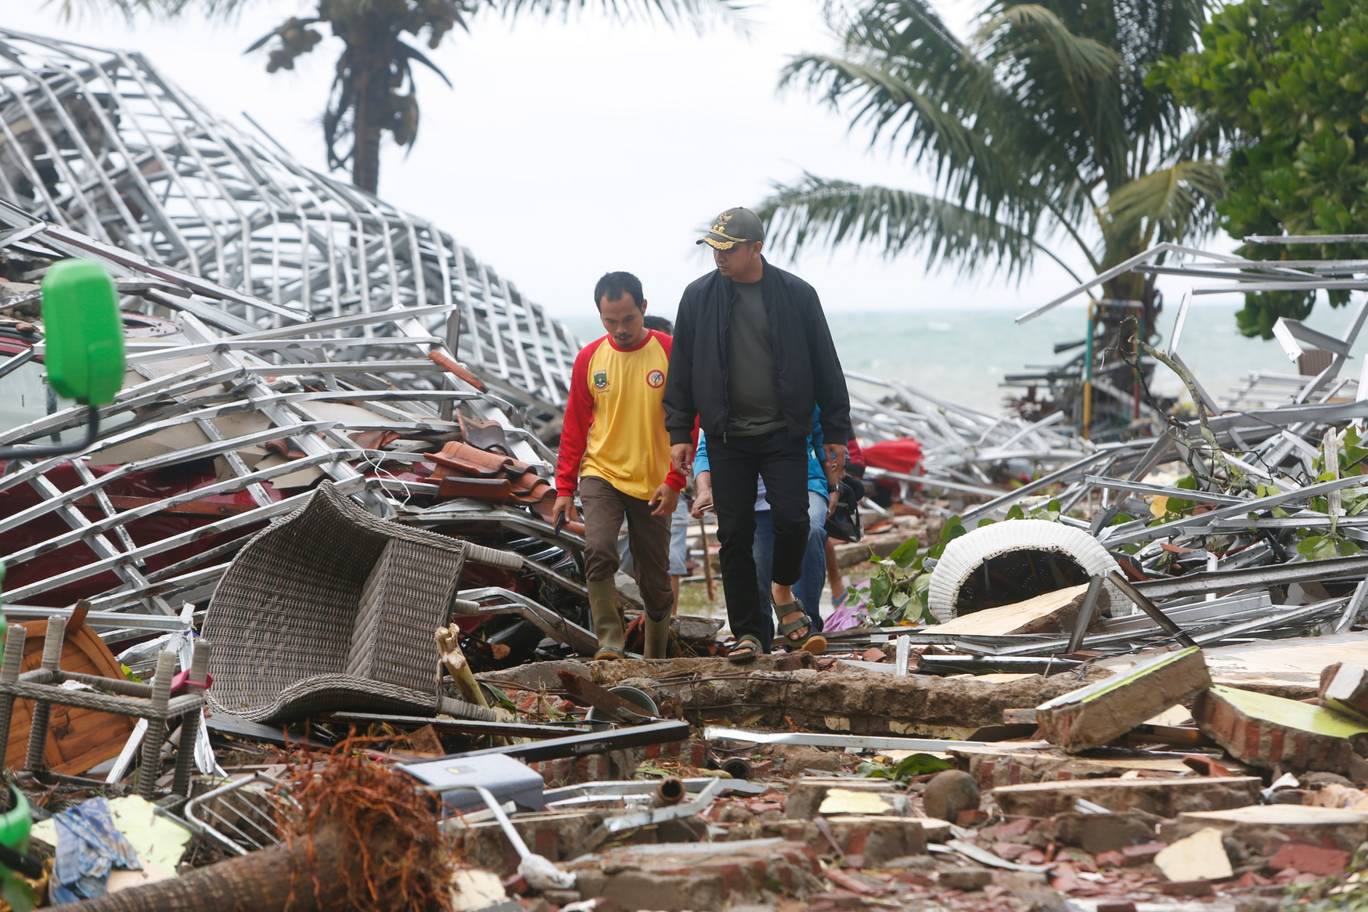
[568,301,1368,414]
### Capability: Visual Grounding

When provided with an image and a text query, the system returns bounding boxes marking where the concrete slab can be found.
[1156,828,1232,882]
[567,838,820,911]
[785,777,902,819]
[1162,804,1368,855]
[1319,662,1368,722]
[991,776,1261,818]
[1036,647,1211,752]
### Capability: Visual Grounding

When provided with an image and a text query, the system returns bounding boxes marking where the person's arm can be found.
[693,429,710,476]
[805,287,852,445]
[846,435,865,467]
[690,431,713,517]
[554,345,595,497]
[662,291,697,447]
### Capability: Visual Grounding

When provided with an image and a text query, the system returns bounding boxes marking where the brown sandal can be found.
[727,635,762,663]
[776,605,826,655]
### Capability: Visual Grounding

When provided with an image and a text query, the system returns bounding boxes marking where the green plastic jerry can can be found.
[40,259,124,407]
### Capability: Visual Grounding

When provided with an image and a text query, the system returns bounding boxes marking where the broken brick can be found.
[1161,805,1368,856]
[986,817,1035,840]
[1266,843,1351,877]
[1196,684,1368,774]
[785,777,898,820]
[993,842,1037,861]
[938,867,991,891]
[990,775,1260,817]
[1048,810,1161,854]
[567,838,821,911]
[1035,647,1211,752]
[451,810,608,875]
[955,745,1194,789]
[823,815,928,864]
[1320,662,1368,722]
[1121,842,1165,866]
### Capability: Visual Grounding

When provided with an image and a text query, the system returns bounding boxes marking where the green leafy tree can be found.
[761,0,1221,340]
[1156,0,1368,338]
[57,0,744,194]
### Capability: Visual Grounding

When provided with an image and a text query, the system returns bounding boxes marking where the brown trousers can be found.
[579,476,673,622]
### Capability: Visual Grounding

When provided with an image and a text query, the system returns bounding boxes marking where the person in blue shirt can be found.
[692,408,832,651]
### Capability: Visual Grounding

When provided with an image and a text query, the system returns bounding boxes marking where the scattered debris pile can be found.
[8,24,1368,912]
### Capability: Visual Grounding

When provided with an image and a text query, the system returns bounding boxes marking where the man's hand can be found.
[828,488,841,514]
[670,442,694,476]
[551,495,578,529]
[649,484,680,518]
[691,472,714,518]
[824,443,848,475]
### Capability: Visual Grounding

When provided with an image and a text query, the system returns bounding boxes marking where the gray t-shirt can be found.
[727,280,786,436]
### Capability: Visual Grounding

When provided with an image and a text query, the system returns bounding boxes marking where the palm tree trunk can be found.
[350,65,385,195]
[58,824,356,912]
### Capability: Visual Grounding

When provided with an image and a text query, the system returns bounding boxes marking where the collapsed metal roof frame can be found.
[0,27,578,432]
[0,204,587,629]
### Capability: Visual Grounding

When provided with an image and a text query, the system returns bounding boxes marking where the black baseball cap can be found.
[697,207,764,251]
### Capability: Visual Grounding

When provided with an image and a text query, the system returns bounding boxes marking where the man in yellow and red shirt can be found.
[553,271,686,660]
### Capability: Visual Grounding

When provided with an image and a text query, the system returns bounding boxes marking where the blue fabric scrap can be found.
[49,797,142,904]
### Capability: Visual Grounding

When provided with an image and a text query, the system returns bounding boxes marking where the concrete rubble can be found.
[5,26,1368,912]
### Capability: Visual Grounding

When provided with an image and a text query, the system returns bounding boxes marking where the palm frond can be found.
[490,0,752,33]
[976,2,1131,187]
[1102,159,1224,245]
[176,0,258,15]
[321,68,357,171]
[46,0,177,20]
[397,40,454,88]
[760,173,1082,283]
[977,4,1120,85]
[784,1,1103,224]
[781,51,1015,207]
[1171,113,1235,163]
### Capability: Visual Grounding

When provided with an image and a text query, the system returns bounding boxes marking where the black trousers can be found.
[708,429,810,648]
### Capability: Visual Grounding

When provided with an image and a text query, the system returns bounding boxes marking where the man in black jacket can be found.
[664,206,851,661]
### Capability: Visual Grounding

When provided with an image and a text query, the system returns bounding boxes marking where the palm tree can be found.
[762,1,1222,423]
[56,0,746,194]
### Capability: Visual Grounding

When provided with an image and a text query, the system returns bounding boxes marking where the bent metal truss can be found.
[0,27,576,429]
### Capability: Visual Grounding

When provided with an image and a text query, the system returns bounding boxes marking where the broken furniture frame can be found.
[0,617,211,798]
[181,771,287,856]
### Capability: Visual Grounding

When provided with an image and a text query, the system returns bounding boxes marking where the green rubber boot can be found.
[644,613,671,660]
[588,577,625,661]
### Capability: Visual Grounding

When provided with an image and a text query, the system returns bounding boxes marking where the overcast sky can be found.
[13,1,1217,323]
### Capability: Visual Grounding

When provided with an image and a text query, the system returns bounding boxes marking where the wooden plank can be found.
[931,584,1094,636]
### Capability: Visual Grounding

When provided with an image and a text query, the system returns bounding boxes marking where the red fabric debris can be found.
[862,438,924,476]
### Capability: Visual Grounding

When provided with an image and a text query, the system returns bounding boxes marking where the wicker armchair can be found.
[203,482,496,723]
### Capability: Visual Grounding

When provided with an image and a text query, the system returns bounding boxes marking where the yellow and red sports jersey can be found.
[556,330,685,501]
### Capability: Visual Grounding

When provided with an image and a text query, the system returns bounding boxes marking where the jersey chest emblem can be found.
[593,369,609,391]
[646,369,665,388]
